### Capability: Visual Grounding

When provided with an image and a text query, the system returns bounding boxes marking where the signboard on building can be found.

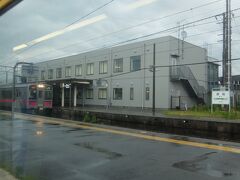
[212,90,230,105]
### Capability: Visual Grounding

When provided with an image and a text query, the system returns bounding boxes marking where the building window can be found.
[98,88,107,99]
[113,58,123,73]
[77,90,83,99]
[48,69,53,79]
[146,87,150,101]
[56,68,62,78]
[41,70,45,80]
[87,63,94,75]
[65,66,71,77]
[113,88,122,100]
[75,65,82,76]
[130,55,141,72]
[99,61,108,74]
[130,87,134,100]
[86,89,93,99]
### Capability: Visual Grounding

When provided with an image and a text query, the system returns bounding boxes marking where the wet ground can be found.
[0,114,240,180]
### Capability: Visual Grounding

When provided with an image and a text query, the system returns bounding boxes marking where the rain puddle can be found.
[74,142,123,159]
[173,152,233,178]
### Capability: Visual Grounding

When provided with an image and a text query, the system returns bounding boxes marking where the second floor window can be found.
[130,55,141,72]
[48,69,53,79]
[56,68,62,78]
[41,70,45,80]
[99,61,108,74]
[87,63,94,75]
[75,65,82,76]
[113,58,123,73]
[65,66,71,77]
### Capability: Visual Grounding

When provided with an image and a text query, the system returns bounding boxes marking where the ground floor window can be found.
[98,88,107,99]
[130,87,134,100]
[86,89,93,99]
[146,87,150,100]
[113,88,122,100]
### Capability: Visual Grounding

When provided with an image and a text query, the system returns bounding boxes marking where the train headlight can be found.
[38,84,45,88]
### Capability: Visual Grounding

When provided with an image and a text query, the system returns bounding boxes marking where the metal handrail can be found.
[170,65,205,98]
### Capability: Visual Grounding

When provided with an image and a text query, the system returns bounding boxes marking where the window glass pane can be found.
[86,89,93,99]
[41,70,45,80]
[146,87,150,101]
[113,58,123,73]
[29,85,37,100]
[130,87,134,100]
[75,65,82,76]
[99,61,108,74]
[56,68,62,78]
[87,63,94,75]
[113,88,122,100]
[130,56,141,71]
[98,88,107,99]
[48,69,53,79]
[65,66,71,77]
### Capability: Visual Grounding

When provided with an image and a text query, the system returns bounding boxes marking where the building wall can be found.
[36,36,208,109]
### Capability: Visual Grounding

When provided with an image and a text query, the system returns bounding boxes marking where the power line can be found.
[10,8,240,65]
[3,0,116,64]
[11,24,240,65]
[3,0,226,64]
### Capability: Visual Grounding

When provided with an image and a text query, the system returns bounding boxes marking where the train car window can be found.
[16,88,22,97]
[45,91,52,100]
[29,86,37,99]
[38,91,43,99]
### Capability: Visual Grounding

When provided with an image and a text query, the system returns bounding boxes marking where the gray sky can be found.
[0,0,240,75]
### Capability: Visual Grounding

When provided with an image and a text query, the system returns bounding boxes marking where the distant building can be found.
[27,36,218,109]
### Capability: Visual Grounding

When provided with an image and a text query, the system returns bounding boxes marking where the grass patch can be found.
[83,113,98,123]
[164,107,240,120]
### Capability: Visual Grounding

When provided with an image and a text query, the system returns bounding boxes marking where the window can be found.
[98,88,107,99]
[45,91,52,100]
[75,65,82,76]
[38,91,43,99]
[87,63,94,75]
[65,66,72,77]
[130,55,141,71]
[113,58,123,73]
[48,69,53,79]
[130,87,134,100]
[77,90,83,99]
[86,89,93,99]
[113,88,122,100]
[56,68,62,78]
[99,61,108,74]
[146,87,150,101]
[41,70,45,80]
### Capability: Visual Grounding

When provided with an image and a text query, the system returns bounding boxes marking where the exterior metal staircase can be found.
[170,65,206,104]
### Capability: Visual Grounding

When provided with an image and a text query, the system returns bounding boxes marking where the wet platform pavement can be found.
[0,113,240,180]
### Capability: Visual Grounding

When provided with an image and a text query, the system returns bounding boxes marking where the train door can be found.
[37,88,44,110]
[28,85,37,110]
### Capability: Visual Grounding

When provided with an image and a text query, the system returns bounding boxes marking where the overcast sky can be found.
[0,0,240,75]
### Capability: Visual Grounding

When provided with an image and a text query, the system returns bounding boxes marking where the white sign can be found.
[64,83,71,89]
[212,90,230,105]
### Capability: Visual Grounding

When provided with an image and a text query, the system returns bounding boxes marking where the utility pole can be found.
[222,12,226,86]
[152,43,156,115]
[223,0,232,112]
